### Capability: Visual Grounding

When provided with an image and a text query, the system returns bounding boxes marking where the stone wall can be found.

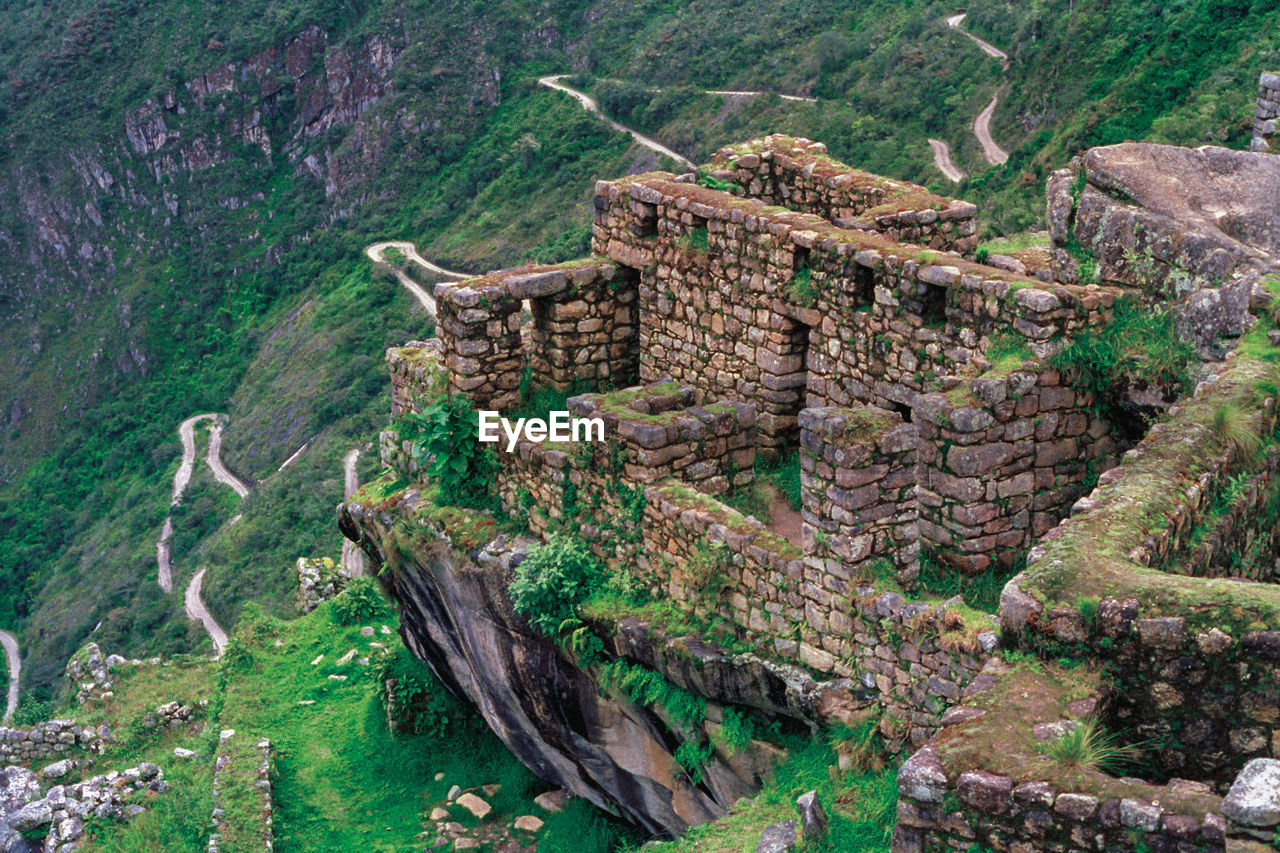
[799,406,920,580]
[1252,71,1280,152]
[207,729,275,853]
[387,339,444,416]
[635,471,995,748]
[1000,352,1280,785]
[592,170,1121,448]
[432,259,637,409]
[495,382,757,545]
[0,721,107,765]
[706,135,979,253]
[892,660,1230,853]
[296,556,350,613]
[913,364,1119,573]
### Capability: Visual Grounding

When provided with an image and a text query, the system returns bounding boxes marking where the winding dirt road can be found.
[927,138,965,183]
[0,629,19,723]
[184,569,227,657]
[365,241,470,317]
[538,76,697,171]
[946,13,1010,166]
[340,448,367,576]
[156,414,242,656]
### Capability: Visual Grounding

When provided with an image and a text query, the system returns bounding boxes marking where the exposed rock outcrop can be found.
[1048,143,1280,343]
[339,499,821,838]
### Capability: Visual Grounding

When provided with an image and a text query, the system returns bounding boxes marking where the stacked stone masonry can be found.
[913,366,1118,573]
[1252,71,1280,152]
[591,166,1122,452]
[0,721,108,765]
[706,135,980,253]
[367,127,1280,853]
[799,406,920,580]
[432,259,638,409]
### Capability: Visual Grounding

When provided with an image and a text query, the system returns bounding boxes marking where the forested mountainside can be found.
[0,0,1275,700]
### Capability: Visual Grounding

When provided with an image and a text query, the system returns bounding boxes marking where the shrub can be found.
[398,396,497,509]
[509,534,606,635]
[788,262,817,306]
[1040,717,1141,774]
[331,576,391,626]
[1050,299,1194,411]
[377,646,457,737]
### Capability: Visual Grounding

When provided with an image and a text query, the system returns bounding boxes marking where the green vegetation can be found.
[398,396,498,511]
[1049,299,1195,415]
[630,721,898,853]
[1211,403,1265,463]
[509,534,608,635]
[788,262,817,306]
[1039,718,1143,775]
[330,576,392,626]
[916,548,1019,614]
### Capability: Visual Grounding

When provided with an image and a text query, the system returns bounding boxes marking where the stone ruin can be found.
[346,79,1280,852]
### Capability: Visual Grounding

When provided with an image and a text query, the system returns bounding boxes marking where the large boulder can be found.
[1047,143,1280,343]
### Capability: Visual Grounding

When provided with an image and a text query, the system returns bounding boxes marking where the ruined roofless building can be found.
[345,77,1280,851]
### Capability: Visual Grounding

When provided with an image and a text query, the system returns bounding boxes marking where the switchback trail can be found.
[341,448,367,576]
[156,414,246,657]
[927,138,965,183]
[537,75,697,171]
[365,241,470,317]
[0,629,18,723]
[184,569,228,657]
[946,13,1010,166]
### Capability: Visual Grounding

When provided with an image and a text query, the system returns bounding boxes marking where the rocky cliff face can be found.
[337,492,865,837]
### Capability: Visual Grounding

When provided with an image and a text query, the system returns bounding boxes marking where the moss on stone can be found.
[931,662,1222,816]
[656,480,803,561]
[1021,351,1280,631]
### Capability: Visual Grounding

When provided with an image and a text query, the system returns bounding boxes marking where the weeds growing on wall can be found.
[397,396,497,510]
[1039,717,1142,774]
[915,548,1019,614]
[788,261,817,306]
[1211,403,1265,464]
[509,534,607,635]
[1049,298,1194,415]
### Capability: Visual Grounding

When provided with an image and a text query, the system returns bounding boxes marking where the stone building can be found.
[348,91,1280,850]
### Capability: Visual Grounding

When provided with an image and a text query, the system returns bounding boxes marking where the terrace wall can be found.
[1000,353,1280,785]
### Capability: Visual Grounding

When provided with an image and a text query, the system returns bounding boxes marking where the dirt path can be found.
[946,13,1010,166]
[0,629,19,723]
[156,414,247,656]
[537,75,697,171]
[972,94,1009,166]
[768,500,804,546]
[341,448,367,576]
[207,420,250,498]
[184,569,228,658]
[927,138,965,182]
[365,241,470,317]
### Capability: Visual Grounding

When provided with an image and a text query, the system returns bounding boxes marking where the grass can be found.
[788,263,817,306]
[724,450,804,523]
[1039,717,1143,776]
[1211,403,1264,464]
[68,593,651,852]
[1049,298,1195,412]
[628,722,897,853]
[915,549,1017,614]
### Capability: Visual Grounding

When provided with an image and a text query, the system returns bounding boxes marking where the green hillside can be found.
[0,0,1276,733]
